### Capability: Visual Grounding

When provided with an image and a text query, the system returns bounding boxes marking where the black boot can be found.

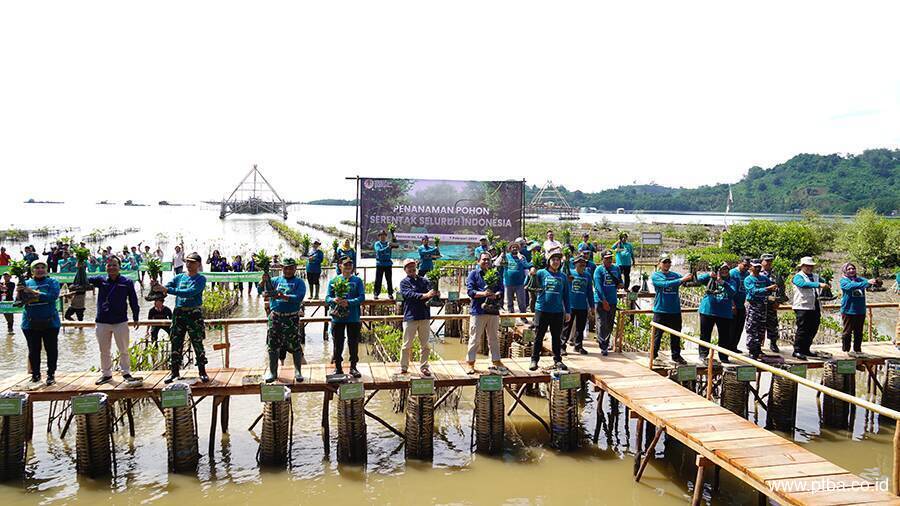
[164,367,180,384]
[198,363,209,383]
[292,351,304,382]
[349,363,361,378]
[769,340,780,353]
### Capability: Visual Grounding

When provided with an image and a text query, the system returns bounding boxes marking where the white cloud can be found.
[1,0,898,204]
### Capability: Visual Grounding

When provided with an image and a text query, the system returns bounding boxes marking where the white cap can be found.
[798,256,816,267]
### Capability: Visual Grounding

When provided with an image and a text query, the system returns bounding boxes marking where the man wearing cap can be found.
[729,258,751,353]
[398,258,436,376]
[759,253,780,352]
[572,248,596,278]
[264,258,307,382]
[528,248,570,370]
[18,259,61,385]
[593,250,622,356]
[156,252,209,383]
[474,236,491,260]
[612,233,634,289]
[503,241,532,324]
[465,252,507,375]
[326,256,366,377]
[791,257,829,360]
[417,236,440,277]
[563,255,593,355]
[744,259,778,359]
[306,239,324,299]
[373,230,398,299]
[89,256,140,385]
[577,232,596,256]
[650,254,692,364]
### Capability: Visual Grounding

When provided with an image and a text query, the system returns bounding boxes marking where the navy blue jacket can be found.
[399,275,432,321]
[89,274,140,324]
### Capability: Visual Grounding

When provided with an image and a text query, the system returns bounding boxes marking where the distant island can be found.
[304,198,357,206]
[24,198,63,204]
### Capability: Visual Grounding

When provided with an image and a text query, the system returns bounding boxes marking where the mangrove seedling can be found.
[253,249,274,295]
[70,246,92,293]
[425,268,445,306]
[330,275,351,319]
[9,260,34,307]
[481,268,502,314]
[144,257,166,301]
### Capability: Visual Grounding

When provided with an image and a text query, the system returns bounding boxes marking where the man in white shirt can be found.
[542,229,561,254]
[172,243,185,274]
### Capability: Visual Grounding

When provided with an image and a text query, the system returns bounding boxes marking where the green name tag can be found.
[837,359,856,375]
[260,384,290,402]
[500,317,515,328]
[736,366,756,382]
[479,375,503,392]
[522,329,535,344]
[161,389,189,408]
[559,373,580,390]
[410,378,435,396]
[72,395,101,415]
[339,382,364,401]
[447,291,459,301]
[789,365,807,379]
[0,398,23,416]
[677,366,697,382]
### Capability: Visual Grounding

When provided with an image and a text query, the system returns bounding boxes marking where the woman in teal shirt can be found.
[326,257,365,377]
[839,262,878,355]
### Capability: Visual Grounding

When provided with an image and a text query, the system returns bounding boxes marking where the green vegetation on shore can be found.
[525,149,900,214]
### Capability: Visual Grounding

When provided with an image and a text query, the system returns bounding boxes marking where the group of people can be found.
[5,226,895,387]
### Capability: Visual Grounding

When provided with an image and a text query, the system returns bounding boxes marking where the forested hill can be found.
[531,149,900,214]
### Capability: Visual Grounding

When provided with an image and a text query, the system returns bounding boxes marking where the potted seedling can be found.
[562,229,572,250]
[495,240,509,266]
[769,257,792,304]
[254,249,274,296]
[332,239,340,267]
[9,260,34,307]
[144,257,166,301]
[866,258,886,292]
[300,234,312,257]
[433,235,441,254]
[70,246,92,293]
[481,268,502,314]
[818,265,836,301]
[330,275,351,319]
[426,268,445,307]
[388,223,399,245]
[684,252,702,287]
[639,271,650,294]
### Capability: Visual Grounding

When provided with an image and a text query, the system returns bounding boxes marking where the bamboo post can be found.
[706,352,714,400]
[868,307,874,342]
[616,316,626,353]
[895,419,900,495]
[648,331,656,369]
[223,324,230,368]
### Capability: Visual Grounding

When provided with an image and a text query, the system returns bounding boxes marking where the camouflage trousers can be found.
[763,301,779,346]
[170,306,207,367]
[267,311,304,356]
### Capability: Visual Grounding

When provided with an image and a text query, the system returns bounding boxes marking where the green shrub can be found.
[722,220,821,262]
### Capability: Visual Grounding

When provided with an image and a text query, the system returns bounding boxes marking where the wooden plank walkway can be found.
[652,341,900,370]
[562,342,900,505]
[3,336,899,503]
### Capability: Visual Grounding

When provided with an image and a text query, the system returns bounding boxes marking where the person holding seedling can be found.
[839,262,880,356]
[398,258,436,376]
[593,250,622,356]
[577,232,596,257]
[18,259,61,385]
[88,256,140,385]
[611,232,634,289]
[650,254,693,365]
[156,252,209,383]
[528,249,570,371]
[503,241,532,324]
[373,229,398,299]
[326,256,365,377]
[417,235,441,277]
[465,252,507,375]
[744,259,777,359]
[305,239,324,299]
[264,258,307,383]
[729,258,751,353]
[562,255,593,356]
[697,263,737,362]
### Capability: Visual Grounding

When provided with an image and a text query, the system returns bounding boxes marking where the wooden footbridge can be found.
[4,323,900,504]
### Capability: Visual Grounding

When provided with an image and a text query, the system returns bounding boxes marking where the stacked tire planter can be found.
[720,367,750,419]
[766,364,798,431]
[881,359,900,424]
[74,392,111,477]
[0,392,28,481]
[404,381,435,460]
[163,383,199,472]
[260,385,291,466]
[337,383,367,464]
[549,373,580,451]
[474,376,504,454]
[822,359,856,430]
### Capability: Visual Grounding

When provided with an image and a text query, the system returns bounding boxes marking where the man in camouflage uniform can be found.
[264,258,307,383]
[155,252,209,383]
[759,253,780,353]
